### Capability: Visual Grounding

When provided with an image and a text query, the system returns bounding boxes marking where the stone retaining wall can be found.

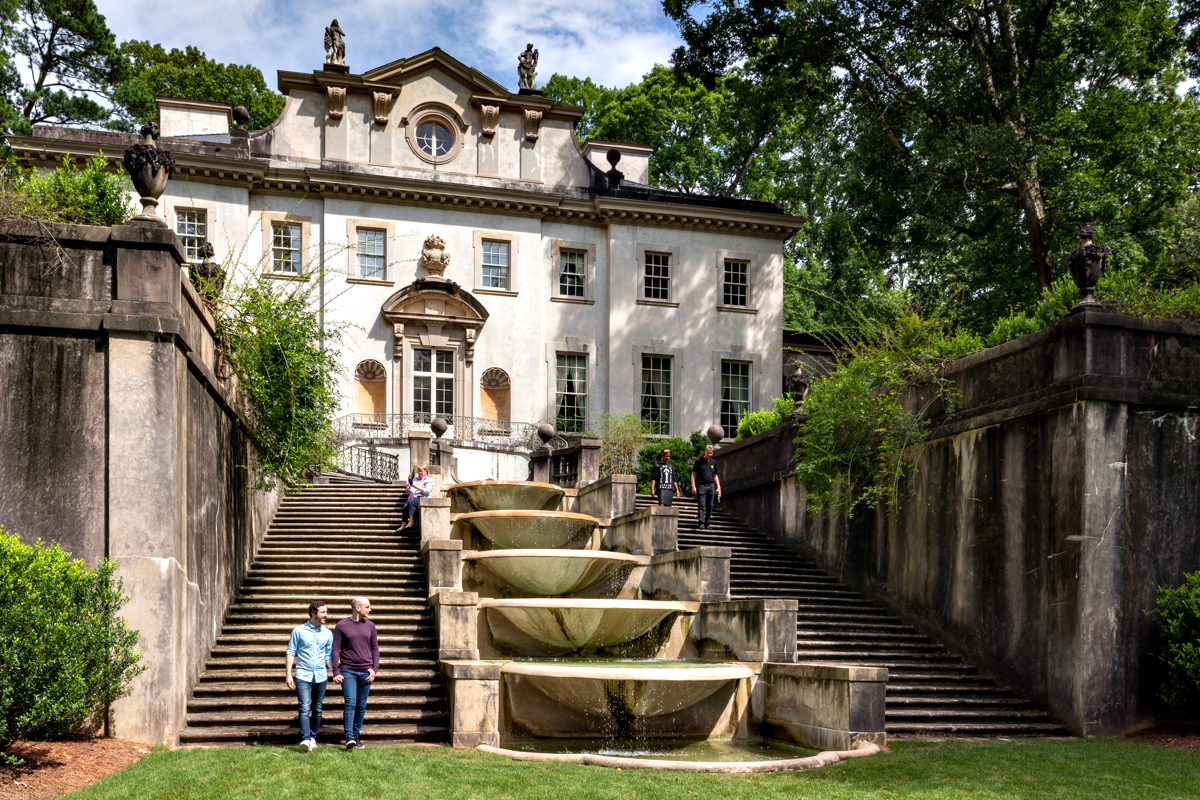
[0,219,279,747]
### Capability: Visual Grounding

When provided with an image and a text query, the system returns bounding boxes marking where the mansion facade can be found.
[14,46,801,441]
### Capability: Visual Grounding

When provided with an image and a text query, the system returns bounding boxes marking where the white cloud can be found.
[94,0,680,91]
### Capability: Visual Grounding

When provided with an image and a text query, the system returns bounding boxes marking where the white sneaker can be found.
[301,738,315,751]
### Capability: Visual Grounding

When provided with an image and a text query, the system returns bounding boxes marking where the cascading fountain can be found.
[422,476,888,771]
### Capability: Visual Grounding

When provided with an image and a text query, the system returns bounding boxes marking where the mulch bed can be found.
[1125,726,1200,753]
[0,737,150,799]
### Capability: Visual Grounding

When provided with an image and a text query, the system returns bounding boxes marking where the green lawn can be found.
[66,739,1198,800]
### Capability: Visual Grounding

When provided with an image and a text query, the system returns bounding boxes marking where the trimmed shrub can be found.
[735,396,797,441]
[1148,571,1200,713]
[0,529,143,762]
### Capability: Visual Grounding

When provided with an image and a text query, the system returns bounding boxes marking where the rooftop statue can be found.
[325,19,346,66]
[517,44,538,91]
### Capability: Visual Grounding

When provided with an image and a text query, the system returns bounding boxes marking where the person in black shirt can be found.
[690,445,722,529]
[650,448,681,506]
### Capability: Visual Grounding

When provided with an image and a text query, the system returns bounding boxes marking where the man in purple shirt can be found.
[332,596,379,749]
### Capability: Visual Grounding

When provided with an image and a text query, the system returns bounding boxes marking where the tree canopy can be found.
[665,0,1200,331]
[115,41,285,131]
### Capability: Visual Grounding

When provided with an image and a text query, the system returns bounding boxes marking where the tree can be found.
[668,0,1200,328]
[545,64,814,200]
[2,0,125,135]
[114,41,285,130]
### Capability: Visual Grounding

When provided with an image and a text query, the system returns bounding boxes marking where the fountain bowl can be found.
[460,510,598,550]
[502,659,752,718]
[482,598,686,650]
[448,480,564,512]
[467,549,641,596]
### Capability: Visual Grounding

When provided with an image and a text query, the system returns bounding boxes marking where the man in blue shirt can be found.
[285,600,335,750]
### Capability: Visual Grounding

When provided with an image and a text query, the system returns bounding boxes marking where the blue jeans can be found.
[295,678,327,740]
[403,494,421,525]
[696,484,716,528]
[341,669,372,741]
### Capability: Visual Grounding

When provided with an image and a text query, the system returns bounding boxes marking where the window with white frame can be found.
[272,222,302,273]
[357,229,386,279]
[556,353,587,433]
[722,259,749,306]
[559,249,586,298]
[413,348,454,418]
[640,355,672,435]
[720,361,751,431]
[644,251,670,300]
[175,209,206,262]
[481,240,510,289]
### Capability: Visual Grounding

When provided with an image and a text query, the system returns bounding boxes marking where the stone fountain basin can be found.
[482,599,687,650]
[460,511,598,550]
[502,660,753,718]
[467,550,642,596]
[448,480,564,512]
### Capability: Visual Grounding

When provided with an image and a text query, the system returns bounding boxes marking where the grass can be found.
[64,738,1198,800]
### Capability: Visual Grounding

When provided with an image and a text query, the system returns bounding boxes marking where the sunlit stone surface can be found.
[448,480,564,512]
[482,599,686,649]
[468,549,641,596]
[460,510,598,550]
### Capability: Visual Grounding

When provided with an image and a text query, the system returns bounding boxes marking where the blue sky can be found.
[94,0,683,93]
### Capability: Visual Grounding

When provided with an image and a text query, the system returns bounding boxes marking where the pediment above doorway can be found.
[381,277,488,368]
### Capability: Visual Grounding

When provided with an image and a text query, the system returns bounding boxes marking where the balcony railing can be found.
[333,413,567,451]
[333,444,399,483]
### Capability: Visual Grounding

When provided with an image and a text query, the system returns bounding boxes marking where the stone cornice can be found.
[9,132,801,236]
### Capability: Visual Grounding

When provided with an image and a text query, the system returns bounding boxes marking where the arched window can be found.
[354,359,387,419]
[479,367,511,424]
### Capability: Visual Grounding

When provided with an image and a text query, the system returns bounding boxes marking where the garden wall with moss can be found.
[715,310,1200,737]
[0,219,279,747]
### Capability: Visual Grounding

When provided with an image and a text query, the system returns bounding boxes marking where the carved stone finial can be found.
[420,235,451,277]
[123,122,174,225]
[517,43,538,91]
[605,148,624,192]
[707,425,725,445]
[537,423,556,444]
[232,106,250,128]
[1066,223,1109,311]
[190,242,225,308]
[324,19,346,66]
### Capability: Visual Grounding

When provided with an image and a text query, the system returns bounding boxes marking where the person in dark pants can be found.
[285,600,333,751]
[650,448,681,506]
[332,596,379,749]
[690,445,722,529]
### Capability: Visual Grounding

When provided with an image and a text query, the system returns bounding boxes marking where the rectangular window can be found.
[640,355,672,436]
[413,348,455,418]
[559,249,586,297]
[272,222,302,273]
[176,209,206,262]
[357,229,386,279]
[720,361,751,431]
[481,240,509,289]
[644,252,670,300]
[556,353,587,433]
[723,259,748,307]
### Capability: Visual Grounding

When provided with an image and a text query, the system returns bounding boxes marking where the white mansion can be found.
[15,45,800,451]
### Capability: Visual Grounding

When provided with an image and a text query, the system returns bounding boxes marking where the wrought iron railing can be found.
[333,444,399,483]
[333,413,567,451]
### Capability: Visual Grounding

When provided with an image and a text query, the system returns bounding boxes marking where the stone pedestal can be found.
[529,446,551,483]
[603,506,678,555]
[575,474,636,519]
[422,538,463,595]
[440,660,501,748]
[418,496,451,548]
[758,663,888,751]
[430,591,480,660]
[408,431,430,475]
[697,599,798,662]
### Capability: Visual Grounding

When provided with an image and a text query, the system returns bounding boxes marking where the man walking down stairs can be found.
[637,493,1068,738]
[181,477,449,745]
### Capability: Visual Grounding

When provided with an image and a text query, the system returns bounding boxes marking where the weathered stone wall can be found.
[716,311,1200,736]
[0,220,279,746]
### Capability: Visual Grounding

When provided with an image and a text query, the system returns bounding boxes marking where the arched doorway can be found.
[479,367,511,424]
[354,359,387,420]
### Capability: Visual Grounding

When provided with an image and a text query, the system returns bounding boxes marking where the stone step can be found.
[191,680,442,695]
[197,662,438,677]
[887,721,1069,736]
[186,709,448,726]
[177,723,448,745]
[885,696,1034,708]
[187,695,447,713]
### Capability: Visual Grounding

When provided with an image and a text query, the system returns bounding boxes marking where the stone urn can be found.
[1066,223,1109,310]
[122,122,175,225]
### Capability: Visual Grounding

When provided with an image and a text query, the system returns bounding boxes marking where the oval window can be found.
[416,121,454,158]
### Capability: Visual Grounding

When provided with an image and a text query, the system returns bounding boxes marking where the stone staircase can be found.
[637,494,1067,737]
[179,480,450,745]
